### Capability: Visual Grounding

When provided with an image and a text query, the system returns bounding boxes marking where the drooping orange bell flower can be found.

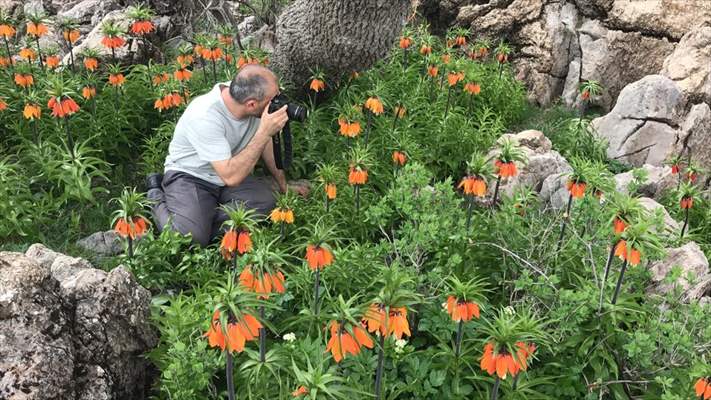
[670,164,680,175]
[0,99,7,111]
[22,103,41,120]
[628,247,641,266]
[338,119,361,138]
[177,54,193,67]
[204,309,262,354]
[362,304,410,339]
[48,96,80,118]
[174,67,192,81]
[239,266,286,299]
[581,89,590,101]
[613,240,641,266]
[220,229,252,259]
[26,21,48,37]
[454,36,466,46]
[0,23,15,38]
[613,217,627,235]
[495,160,517,178]
[364,97,384,115]
[309,78,325,93]
[348,167,368,186]
[19,47,36,61]
[82,86,96,100]
[325,183,337,200]
[497,53,508,63]
[419,44,432,55]
[680,197,694,209]
[614,239,627,259]
[458,176,487,197]
[14,73,34,88]
[363,303,387,335]
[464,82,481,95]
[326,321,373,363]
[480,342,533,380]
[441,54,451,64]
[292,386,309,397]
[427,65,439,78]
[446,296,480,322]
[63,29,80,44]
[200,47,223,61]
[114,216,149,239]
[45,55,61,69]
[108,73,126,87]
[392,151,407,167]
[447,71,464,87]
[270,207,295,224]
[399,36,412,50]
[695,378,711,400]
[305,245,333,271]
[101,35,126,49]
[387,307,410,339]
[130,20,154,35]
[566,180,586,199]
[84,57,98,71]
[0,56,10,68]
[151,72,170,85]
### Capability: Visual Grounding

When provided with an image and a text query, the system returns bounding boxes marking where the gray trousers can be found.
[148,170,276,246]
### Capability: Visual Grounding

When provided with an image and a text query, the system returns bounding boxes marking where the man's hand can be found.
[258,103,288,138]
[288,180,310,197]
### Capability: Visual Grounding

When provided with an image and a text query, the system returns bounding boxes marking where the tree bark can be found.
[272,0,411,89]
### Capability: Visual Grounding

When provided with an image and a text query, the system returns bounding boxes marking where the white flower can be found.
[394,339,408,353]
[504,306,515,316]
[441,302,448,311]
[283,332,296,342]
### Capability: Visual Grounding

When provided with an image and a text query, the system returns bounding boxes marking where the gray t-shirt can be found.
[164,82,260,186]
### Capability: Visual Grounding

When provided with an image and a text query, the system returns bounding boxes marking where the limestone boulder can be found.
[638,196,680,234]
[77,230,123,256]
[613,164,676,199]
[648,242,711,302]
[661,26,711,103]
[606,0,711,41]
[669,103,711,184]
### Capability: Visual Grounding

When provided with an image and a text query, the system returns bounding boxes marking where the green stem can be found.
[259,305,266,362]
[355,185,360,216]
[491,376,500,400]
[466,195,474,231]
[35,36,44,70]
[611,259,629,305]
[681,207,690,239]
[313,267,321,315]
[598,242,617,313]
[455,319,464,357]
[3,36,14,73]
[64,118,75,159]
[444,86,452,121]
[374,334,386,400]
[556,193,574,252]
[492,175,502,207]
[127,236,134,259]
[226,351,236,400]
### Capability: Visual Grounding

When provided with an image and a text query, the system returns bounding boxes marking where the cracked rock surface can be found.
[0,244,157,400]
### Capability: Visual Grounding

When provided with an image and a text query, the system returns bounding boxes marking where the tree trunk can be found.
[272,0,411,88]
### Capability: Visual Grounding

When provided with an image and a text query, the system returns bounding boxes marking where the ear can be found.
[245,99,257,109]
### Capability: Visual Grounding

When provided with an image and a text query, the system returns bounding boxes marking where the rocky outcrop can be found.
[661,26,711,103]
[613,164,676,199]
[77,230,124,256]
[591,75,682,167]
[638,196,680,234]
[0,244,156,400]
[417,0,711,109]
[648,242,711,302]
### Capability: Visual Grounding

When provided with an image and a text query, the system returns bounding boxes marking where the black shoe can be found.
[146,173,163,191]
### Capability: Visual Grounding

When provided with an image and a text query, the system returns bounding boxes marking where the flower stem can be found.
[374,334,386,400]
[313,267,321,315]
[611,259,629,305]
[444,86,452,121]
[211,58,217,83]
[68,41,75,72]
[466,195,474,231]
[454,319,464,357]
[111,47,116,64]
[35,37,44,70]
[492,175,502,207]
[3,36,13,72]
[64,118,75,159]
[127,236,134,259]
[226,351,236,400]
[598,242,617,313]
[355,185,360,216]
[491,376,501,400]
[280,221,285,241]
[512,374,520,391]
[681,207,690,239]
[556,193,574,252]
[259,304,266,363]
[232,252,237,271]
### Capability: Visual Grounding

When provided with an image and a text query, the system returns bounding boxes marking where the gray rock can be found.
[591,75,684,167]
[638,197,680,234]
[648,242,711,301]
[661,26,711,103]
[540,172,570,210]
[0,247,156,399]
[613,164,676,199]
[606,0,711,41]
[77,230,123,256]
[669,103,711,185]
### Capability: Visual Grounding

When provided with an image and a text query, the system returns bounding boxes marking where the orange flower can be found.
[204,309,262,354]
[0,24,15,38]
[566,180,586,199]
[82,86,96,100]
[480,342,525,379]
[14,73,34,88]
[0,99,7,111]
[394,105,406,118]
[338,118,361,138]
[201,47,223,61]
[309,78,325,93]
[0,56,10,68]
[26,22,48,37]
[495,160,517,178]
[497,53,508,63]
[695,378,711,399]
[220,229,252,259]
[454,36,466,46]
[427,65,439,78]
[581,89,590,101]
[218,34,233,46]
[177,54,193,67]
[174,67,192,81]
[326,321,373,363]
[270,207,295,224]
[325,183,337,200]
[63,29,80,44]
[680,197,693,209]
[688,171,698,183]
[19,47,36,61]
[613,217,627,235]
[305,245,333,270]
[363,303,387,335]
[614,239,627,260]
[446,296,480,322]
[108,73,125,87]
[152,73,170,85]
[114,216,149,239]
[48,96,80,118]
[670,164,680,175]
[292,386,308,397]
[392,151,407,167]
[130,20,154,35]
[387,307,410,339]
[447,71,464,87]
[84,57,98,71]
[22,103,41,120]
[464,82,481,95]
[239,266,286,299]
[441,54,451,64]
[399,36,412,50]
[458,176,487,197]
[101,35,125,49]
[348,167,368,185]
[419,44,432,55]
[628,247,641,266]
[364,97,384,115]
[45,55,60,69]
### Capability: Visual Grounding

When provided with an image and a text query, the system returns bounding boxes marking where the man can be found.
[146,64,307,246]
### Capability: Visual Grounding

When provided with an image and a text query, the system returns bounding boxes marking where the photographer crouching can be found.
[146,64,309,246]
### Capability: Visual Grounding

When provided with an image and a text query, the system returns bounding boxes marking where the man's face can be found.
[250,79,280,117]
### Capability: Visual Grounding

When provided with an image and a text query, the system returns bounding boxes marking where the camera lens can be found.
[287,104,307,122]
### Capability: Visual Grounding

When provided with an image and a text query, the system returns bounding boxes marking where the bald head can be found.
[228,64,279,104]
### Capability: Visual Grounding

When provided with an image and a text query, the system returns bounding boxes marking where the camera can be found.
[267,94,307,170]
